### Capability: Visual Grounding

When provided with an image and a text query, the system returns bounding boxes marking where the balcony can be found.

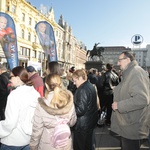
[32,42,38,49]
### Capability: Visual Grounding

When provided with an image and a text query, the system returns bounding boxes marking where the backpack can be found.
[110,71,119,86]
[101,71,119,95]
[51,118,71,148]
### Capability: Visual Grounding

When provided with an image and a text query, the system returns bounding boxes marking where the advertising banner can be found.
[35,21,58,62]
[0,12,19,70]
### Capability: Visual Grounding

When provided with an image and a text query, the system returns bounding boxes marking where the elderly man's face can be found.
[117,53,131,71]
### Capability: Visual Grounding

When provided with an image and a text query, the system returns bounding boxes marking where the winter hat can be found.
[26,66,36,73]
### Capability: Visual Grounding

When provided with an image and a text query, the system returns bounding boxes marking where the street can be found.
[95,125,149,150]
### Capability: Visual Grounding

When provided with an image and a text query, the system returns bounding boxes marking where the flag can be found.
[35,21,58,62]
[0,12,18,70]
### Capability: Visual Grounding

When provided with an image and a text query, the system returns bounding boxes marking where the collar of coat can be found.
[38,90,74,115]
[122,60,138,78]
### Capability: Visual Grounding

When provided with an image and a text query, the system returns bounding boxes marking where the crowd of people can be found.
[0,50,150,150]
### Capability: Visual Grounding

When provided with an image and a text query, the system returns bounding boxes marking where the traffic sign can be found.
[131,34,143,45]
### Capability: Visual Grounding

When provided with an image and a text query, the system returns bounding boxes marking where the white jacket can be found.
[0,85,40,146]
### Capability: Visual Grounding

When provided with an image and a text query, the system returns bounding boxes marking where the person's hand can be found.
[112,101,118,111]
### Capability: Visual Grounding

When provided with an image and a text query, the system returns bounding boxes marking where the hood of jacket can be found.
[38,90,73,116]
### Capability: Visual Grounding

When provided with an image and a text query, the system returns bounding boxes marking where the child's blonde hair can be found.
[45,74,70,108]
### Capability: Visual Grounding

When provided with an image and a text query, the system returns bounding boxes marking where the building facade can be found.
[132,44,150,71]
[101,45,150,72]
[102,46,131,67]
[0,0,87,73]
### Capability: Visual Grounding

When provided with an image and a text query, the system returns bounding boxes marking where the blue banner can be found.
[35,21,58,62]
[0,12,19,70]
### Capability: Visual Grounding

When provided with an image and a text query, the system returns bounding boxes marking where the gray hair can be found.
[121,51,135,61]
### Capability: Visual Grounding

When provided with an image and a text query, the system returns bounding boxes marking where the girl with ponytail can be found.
[30,74,77,150]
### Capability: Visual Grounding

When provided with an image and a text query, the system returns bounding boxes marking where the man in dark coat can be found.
[0,64,10,120]
[100,63,119,126]
[72,69,98,150]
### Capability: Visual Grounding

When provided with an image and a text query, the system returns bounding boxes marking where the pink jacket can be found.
[30,90,77,150]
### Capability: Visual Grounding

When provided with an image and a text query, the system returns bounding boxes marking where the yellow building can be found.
[0,0,87,73]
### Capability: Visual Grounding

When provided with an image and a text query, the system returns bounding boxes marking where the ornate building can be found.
[132,45,150,71]
[0,0,87,73]
[102,46,131,67]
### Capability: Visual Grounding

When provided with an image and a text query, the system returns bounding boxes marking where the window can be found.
[20,47,23,55]
[34,35,36,43]
[22,47,25,55]
[56,31,58,37]
[42,53,45,60]
[38,52,41,60]
[28,32,31,41]
[38,52,45,60]
[32,50,36,58]
[59,32,61,38]
[21,29,24,39]
[35,21,37,27]
[7,6,10,11]
[26,48,30,56]
[12,5,16,13]
[59,43,61,49]
[29,17,32,25]
[20,47,30,56]
[22,13,25,21]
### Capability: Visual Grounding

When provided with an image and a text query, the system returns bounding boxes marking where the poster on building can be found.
[35,21,58,62]
[0,12,19,70]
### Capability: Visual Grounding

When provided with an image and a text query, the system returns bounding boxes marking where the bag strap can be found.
[55,116,69,125]
[110,71,118,78]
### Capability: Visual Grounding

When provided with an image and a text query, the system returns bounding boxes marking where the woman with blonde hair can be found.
[30,74,77,150]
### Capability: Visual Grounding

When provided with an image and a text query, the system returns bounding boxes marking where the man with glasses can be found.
[111,51,150,150]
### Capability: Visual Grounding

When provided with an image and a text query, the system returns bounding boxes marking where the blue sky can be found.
[27,0,150,50]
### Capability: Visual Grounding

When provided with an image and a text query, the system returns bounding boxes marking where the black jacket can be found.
[100,70,119,95]
[73,81,98,130]
[0,72,10,120]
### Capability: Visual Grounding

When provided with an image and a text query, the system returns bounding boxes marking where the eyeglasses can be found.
[118,57,127,62]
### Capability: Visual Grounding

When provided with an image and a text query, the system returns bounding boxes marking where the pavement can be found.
[95,124,149,150]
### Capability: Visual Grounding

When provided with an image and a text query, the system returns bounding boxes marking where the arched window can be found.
[34,35,36,42]
[28,32,31,41]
